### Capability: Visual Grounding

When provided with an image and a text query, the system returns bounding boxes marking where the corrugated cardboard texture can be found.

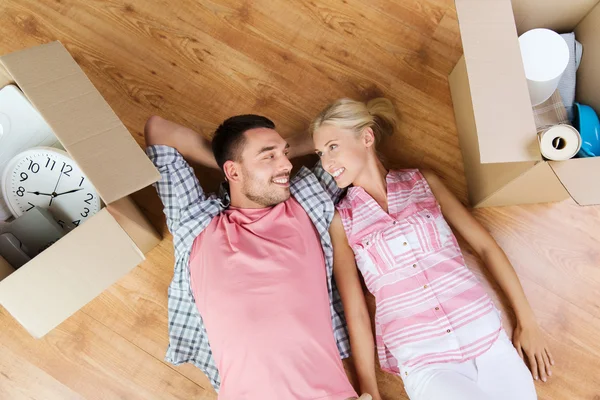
[107,196,161,254]
[511,0,599,34]
[550,158,600,205]
[477,162,569,207]
[0,209,144,338]
[575,1,600,113]
[0,255,14,282]
[449,56,537,206]
[454,0,539,164]
[0,41,160,205]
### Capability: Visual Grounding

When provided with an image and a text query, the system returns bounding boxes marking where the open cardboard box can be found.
[0,42,162,337]
[449,0,600,207]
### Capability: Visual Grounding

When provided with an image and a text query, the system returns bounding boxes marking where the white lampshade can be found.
[519,28,569,106]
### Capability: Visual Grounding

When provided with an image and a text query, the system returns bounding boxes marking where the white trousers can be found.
[402,331,537,400]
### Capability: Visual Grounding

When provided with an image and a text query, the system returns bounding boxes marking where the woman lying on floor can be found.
[310,98,553,400]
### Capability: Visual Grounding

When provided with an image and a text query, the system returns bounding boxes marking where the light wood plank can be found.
[0,1,599,399]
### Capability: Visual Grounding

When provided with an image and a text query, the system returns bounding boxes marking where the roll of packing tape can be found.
[538,124,581,161]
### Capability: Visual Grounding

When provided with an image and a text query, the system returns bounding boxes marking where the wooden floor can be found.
[1,0,599,399]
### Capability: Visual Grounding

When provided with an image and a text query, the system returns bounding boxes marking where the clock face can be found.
[2,148,101,230]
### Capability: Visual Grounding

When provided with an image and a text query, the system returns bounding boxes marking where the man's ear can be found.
[223,160,240,182]
[362,127,375,148]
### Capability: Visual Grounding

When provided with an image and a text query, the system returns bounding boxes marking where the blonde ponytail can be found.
[310,97,398,145]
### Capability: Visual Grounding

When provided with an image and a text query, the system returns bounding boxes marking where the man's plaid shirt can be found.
[146,145,350,391]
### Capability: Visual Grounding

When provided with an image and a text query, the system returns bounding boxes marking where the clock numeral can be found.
[16,187,25,197]
[84,193,94,204]
[57,220,65,228]
[46,157,56,170]
[72,220,81,227]
[28,160,40,173]
[61,162,73,177]
[79,177,85,187]
[25,202,35,212]
[20,172,28,182]
[81,207,90,218]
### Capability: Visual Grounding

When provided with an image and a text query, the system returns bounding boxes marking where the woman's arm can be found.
[421,170,554,382]
[329,211,382,400]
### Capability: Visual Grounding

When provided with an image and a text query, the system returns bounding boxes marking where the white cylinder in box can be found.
[519,28,569,106]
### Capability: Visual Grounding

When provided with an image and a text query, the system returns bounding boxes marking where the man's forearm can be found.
[144,116,219,169]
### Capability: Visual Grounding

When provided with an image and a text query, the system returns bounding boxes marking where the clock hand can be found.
[54,188,84,197]
[49,172,64,207]
[27,191,53,196]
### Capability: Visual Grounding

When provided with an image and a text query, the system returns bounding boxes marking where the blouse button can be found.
[393,221,397,225]
[446,329,451,333]
[403,241,408,246]
[435,307,440,311]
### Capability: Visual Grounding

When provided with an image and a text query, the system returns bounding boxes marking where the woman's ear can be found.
[362,127,376,148]
[223,160,240,182]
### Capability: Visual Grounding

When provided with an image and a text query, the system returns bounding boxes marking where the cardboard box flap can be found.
[511,0,598,34]
[454,0,540,163]
[0,208,144,338]
[549,158,600,205]
[575,0,600,114]
[0,42,160,204]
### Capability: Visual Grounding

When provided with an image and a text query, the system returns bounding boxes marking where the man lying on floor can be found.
[144,115,370,400]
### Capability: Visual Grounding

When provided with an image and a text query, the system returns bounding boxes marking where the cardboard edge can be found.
[0,209,145,338]
[548,158,600,206]
[0,63,14,87]
[453,0,541,164]
[475,161,569,208]
[106,196,162,254]
[0,41,161,205]
[0,255,15,282]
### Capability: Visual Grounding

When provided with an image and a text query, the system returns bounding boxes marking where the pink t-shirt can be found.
[189,197,356,400]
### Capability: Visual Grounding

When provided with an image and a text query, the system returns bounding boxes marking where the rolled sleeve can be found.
[146,145,207,233]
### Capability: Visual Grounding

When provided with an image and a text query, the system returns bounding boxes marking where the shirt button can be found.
[412,264,417,268]
[426,215,431,219]
[393,221,397,225]
[405,371,408,376]
[435,307,440,310]
[423,285,428,289]
[446,329,451,333]
[366,241,369,245]
[403,242,408,246]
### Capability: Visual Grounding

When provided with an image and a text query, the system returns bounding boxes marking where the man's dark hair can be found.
[211,114,276,170]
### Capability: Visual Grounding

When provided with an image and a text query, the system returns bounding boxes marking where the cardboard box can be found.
[449,0,600,207]
[0,42,162,337]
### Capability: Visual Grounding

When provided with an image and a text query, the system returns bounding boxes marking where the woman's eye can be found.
[330,144,338,151]
[316,151,323,157]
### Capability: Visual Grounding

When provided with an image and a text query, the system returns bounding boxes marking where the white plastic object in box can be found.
[519,29,570,106]
[0,85,62,221]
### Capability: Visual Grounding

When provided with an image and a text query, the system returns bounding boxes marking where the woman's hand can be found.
[513,321,555,382]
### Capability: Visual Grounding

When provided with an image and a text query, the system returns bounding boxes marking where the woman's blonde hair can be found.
[310,98,398,145]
